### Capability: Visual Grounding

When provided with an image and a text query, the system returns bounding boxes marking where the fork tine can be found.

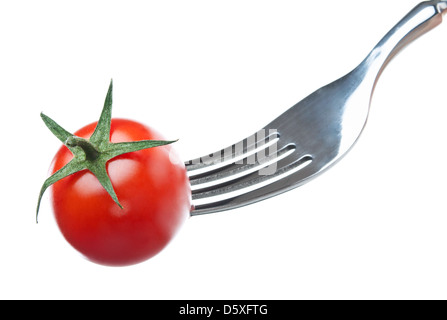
[190,143,296,191]
[191,154,314,216]
[192,150,311,200]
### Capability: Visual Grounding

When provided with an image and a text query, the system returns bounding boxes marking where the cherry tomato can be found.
[49,119,191,266]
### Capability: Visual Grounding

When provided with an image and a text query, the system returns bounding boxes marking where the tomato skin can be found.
[49,119,191,266]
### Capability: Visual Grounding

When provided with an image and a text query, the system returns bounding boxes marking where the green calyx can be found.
[36,80,176,223]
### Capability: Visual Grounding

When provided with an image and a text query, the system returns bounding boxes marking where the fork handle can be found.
[362,1,446,85]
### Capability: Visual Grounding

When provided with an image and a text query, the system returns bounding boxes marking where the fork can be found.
[186,1,447,216]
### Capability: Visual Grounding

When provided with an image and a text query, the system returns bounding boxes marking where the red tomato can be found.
[49,119,191,266]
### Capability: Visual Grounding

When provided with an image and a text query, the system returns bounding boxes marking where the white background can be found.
[1,0,446,300]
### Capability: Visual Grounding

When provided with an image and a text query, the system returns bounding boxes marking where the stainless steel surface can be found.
[186,1,447,216]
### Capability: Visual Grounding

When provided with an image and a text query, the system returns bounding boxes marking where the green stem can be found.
[65,136,100,161]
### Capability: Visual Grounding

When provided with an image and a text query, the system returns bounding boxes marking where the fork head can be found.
[187,71,371,216]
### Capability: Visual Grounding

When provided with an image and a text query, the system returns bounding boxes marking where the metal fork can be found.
[186,1,447,216]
